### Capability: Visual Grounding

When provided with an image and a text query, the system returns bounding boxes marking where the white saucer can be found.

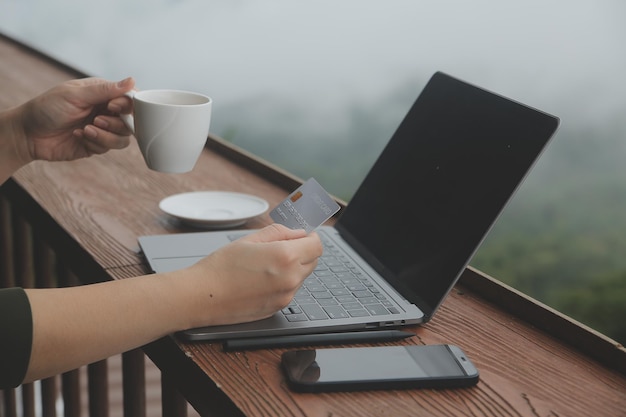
[159,191,269,229]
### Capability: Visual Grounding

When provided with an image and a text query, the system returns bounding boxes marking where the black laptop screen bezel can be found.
[334,72,559,321]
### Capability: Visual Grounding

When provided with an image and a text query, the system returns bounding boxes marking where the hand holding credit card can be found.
[270,178,340,233]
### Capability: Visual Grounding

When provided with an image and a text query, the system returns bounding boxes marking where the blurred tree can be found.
[556,272,626,344]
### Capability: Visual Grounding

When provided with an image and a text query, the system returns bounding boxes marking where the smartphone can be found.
[281,344,479,392]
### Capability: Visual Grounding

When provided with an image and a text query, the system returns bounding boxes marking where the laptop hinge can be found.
[334,223,434,319]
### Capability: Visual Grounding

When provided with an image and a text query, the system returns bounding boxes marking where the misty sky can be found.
[1,1,624,120]
[1,0,625,191]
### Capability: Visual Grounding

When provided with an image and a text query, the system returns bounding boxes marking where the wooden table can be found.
[2,33,625,417]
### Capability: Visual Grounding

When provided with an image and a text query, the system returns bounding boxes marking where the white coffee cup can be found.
[121,89,212,173]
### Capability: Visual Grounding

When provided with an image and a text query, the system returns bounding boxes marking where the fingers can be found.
[87,80,134,151]
[243,224,323,264]
[243,224,308,243]
[93,115,132,136]
[69,77,134,118]
[65,77,136,153]
[107,96,133,115]
[290,231,323,265]
[178,224,324,327]
[77,77,135,107]
[74,121,130,154]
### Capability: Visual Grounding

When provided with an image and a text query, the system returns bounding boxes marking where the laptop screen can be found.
[336,72,559,320]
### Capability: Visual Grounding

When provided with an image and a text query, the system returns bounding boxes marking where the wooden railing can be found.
[0,193,194,417]
[0,32,201,417]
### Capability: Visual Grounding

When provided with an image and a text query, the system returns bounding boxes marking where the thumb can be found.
[80,77,135,105]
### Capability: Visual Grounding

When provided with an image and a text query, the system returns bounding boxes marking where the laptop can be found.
[138,71,559,341]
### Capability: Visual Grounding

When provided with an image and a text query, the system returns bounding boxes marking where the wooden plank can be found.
[61,370,81,417]
[122,349,146,417]
[460,266,626,374]
[141,336,245,417]
[178,286,626,417]
[161,376,188,417]
[0,36,80,116]
[87,360,109,417]
[1,389,17,417]
[20,383,35,417]
[40,378,58,417]
[0,196,15,288]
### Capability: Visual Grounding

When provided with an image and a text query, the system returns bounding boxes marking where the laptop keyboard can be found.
[227,231,402,322]
[281,235,401,322]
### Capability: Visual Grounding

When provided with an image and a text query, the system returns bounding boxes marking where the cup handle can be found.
[120,90,136,133]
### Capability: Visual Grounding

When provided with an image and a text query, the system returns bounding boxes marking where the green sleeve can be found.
[0,287,33,389]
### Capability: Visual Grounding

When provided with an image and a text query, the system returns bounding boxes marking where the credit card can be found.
[270,178,340,233]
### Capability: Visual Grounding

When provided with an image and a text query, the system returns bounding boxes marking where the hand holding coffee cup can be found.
[121,89,212,173]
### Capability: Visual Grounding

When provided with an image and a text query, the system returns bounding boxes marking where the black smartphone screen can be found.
[281,345,479,392]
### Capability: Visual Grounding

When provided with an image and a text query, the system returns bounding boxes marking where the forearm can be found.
[23,272,193,383]
[19,225,321,383]
[0,106,31,184]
